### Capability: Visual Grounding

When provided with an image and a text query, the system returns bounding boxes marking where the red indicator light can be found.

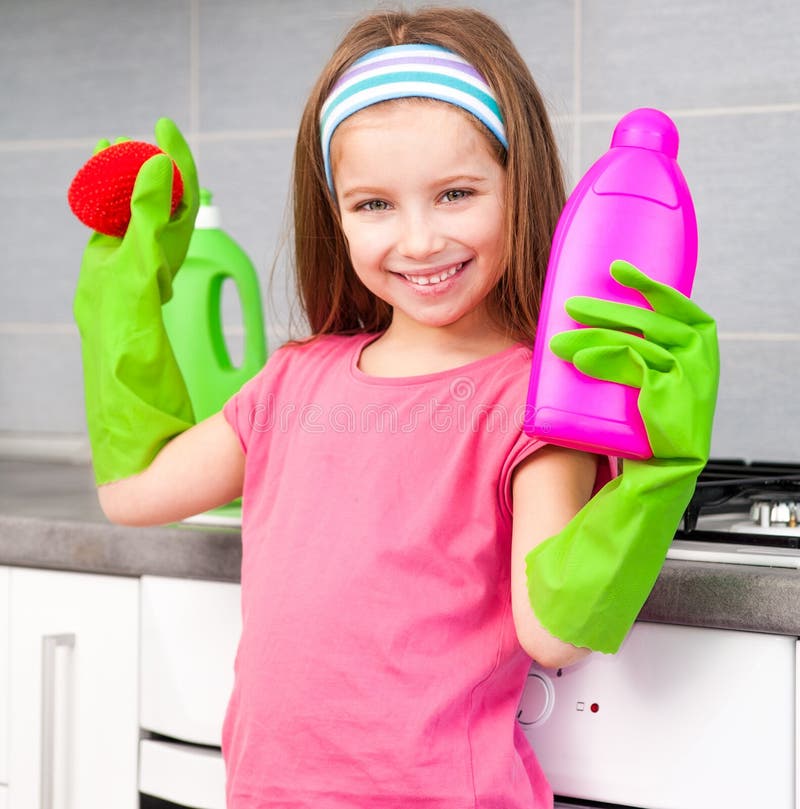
[590,703,599,713]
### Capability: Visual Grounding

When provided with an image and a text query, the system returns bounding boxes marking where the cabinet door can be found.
[8,568,138,809]
[0,567,8,786]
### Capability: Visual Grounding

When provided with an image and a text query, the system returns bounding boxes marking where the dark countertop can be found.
[0,458,241,582]
[2,458,799,636]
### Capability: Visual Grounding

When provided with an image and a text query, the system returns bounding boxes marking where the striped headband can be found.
[320,44,508,192]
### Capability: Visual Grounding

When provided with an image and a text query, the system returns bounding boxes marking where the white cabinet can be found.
[7,567,139,809]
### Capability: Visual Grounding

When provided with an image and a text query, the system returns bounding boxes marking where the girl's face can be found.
[331,100,507,339]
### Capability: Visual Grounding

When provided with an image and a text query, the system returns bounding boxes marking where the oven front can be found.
[519,622,797,809]
[138,576,238,809]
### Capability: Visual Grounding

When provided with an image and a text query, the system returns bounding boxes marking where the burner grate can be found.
[679,459,800,543]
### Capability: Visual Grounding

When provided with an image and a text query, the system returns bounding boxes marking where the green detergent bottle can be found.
[163,188,267,422]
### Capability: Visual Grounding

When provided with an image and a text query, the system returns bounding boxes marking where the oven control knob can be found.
[517,672,554,726]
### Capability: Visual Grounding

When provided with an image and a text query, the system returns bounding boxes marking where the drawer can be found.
[140,576,241,745]
[139,739,225,809]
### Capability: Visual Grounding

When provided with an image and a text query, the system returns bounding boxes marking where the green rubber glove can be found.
[525,260,719,653]
[73,118,200,485]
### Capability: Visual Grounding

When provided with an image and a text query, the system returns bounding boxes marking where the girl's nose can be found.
[396,209,446,260]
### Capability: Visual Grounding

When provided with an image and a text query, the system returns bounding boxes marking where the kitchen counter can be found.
[0,457,241,582]
[2,458,800,636]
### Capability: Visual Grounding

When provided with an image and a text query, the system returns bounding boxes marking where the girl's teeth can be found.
[403,263,462,286]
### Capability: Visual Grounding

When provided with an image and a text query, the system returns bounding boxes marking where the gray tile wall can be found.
[1,0,798,461]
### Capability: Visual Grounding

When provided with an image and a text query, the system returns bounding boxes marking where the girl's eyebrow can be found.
[435,174,489,186]
[338,185,387,202]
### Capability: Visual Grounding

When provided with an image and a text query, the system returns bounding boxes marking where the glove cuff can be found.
[525,460,698,653]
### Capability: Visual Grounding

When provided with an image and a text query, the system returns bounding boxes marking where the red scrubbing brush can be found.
[68,141,184,238]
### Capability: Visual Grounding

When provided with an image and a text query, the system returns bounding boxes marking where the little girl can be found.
[74,6,718,808]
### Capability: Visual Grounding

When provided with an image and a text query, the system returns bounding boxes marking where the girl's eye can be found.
[358,199,390,212]
[442,189,471,203]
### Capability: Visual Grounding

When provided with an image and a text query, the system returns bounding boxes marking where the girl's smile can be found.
[330,100,507,344]
[395,260,466,288]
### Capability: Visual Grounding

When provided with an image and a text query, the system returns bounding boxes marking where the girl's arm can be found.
[98,411,245,527]
[511,445,599,669]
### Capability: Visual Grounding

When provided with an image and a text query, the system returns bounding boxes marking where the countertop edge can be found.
[639,559,800,636]
[4,515,800,636]
[0,513,242,583]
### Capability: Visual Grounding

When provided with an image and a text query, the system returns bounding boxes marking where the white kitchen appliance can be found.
[519,459,800,808]
[520,622,796,808]
[138,575,241,809]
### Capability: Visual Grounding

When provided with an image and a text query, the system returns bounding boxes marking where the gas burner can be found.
[673,460,800,558]
[731,497,800,536]
[680,460,800,533]
[729,521,800,539]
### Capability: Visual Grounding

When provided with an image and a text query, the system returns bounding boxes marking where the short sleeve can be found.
[223,371,263,454]
[498,431,546,519]
[222,346,291,454]
[499,433,618,518]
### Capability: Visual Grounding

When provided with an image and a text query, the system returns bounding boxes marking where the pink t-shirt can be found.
[222,333,608,808]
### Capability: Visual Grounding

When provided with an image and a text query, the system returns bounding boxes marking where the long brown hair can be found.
[291,6,565,344]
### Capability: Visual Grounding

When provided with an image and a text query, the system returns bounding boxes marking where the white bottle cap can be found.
[194,188,221,230]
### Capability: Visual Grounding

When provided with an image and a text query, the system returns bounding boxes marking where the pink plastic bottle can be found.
[523,107,697,459]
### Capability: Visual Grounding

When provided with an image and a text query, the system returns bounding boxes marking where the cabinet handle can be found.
[40,633,75,809]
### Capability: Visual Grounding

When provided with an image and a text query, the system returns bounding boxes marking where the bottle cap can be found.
[194,187,221,229]
[610,108,679,159]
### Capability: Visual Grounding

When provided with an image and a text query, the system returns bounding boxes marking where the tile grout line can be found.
[571,0,582,184]
[0,323,249,336]
[2,104,799,153]
[0,129,299,153]
[716,333,800,341]
[571,102,800,124]
[189,0,201,156]
[0,324,79,335]
[1,324,799,342]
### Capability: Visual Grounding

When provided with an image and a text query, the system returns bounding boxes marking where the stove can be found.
[519,459,800,809]
[668,459,800,567]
